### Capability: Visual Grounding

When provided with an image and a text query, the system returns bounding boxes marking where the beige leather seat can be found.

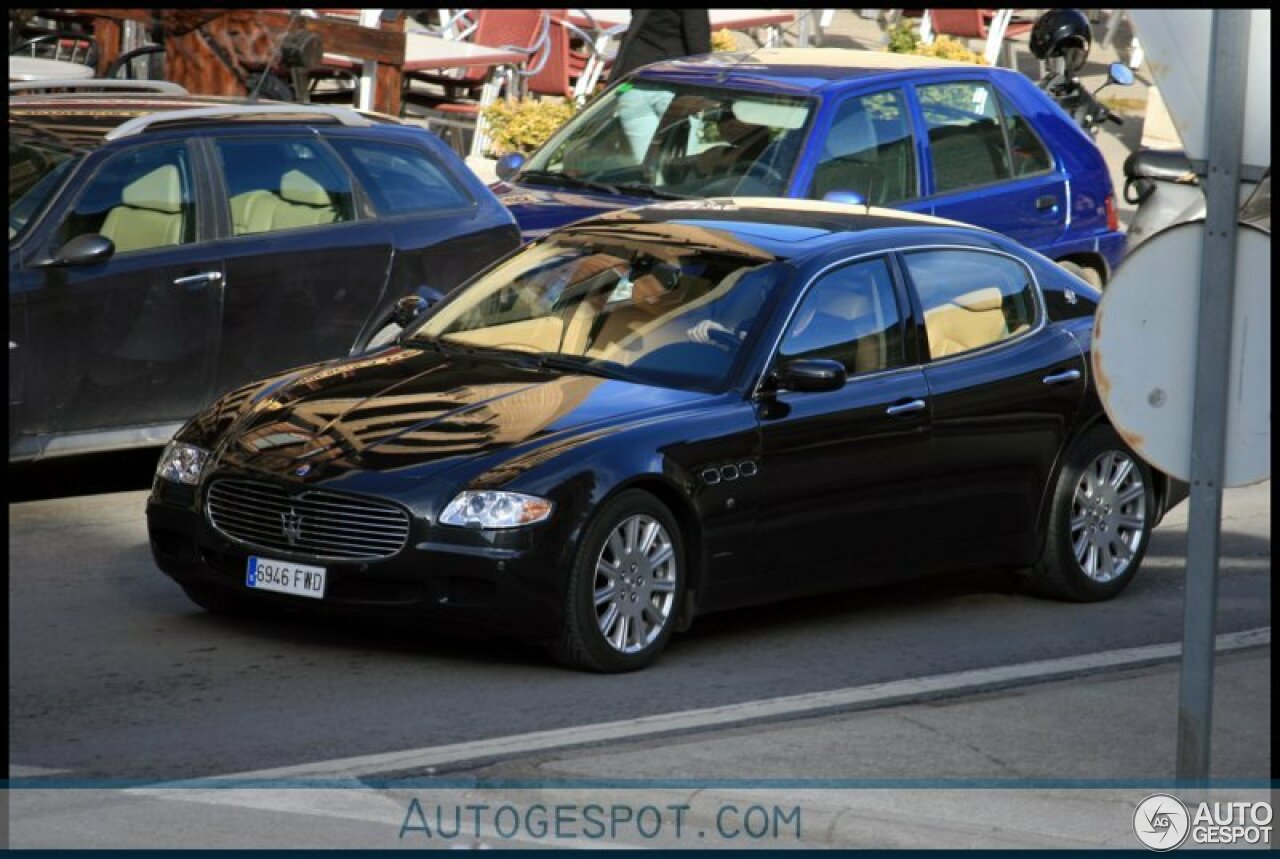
[229,169,338,235]
[99,164,185,253]
[924,287,1008,358]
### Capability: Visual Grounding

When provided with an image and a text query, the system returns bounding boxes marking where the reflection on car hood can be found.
[209,345,704,481]
[491,181,648,241]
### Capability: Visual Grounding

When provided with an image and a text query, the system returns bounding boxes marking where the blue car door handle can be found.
[886,398,927,416]
[1042,369,1082,385]
[1035,195,1058,211]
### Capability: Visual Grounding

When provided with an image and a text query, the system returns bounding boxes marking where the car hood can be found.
[207,345,706,482]
[490,180,649,241]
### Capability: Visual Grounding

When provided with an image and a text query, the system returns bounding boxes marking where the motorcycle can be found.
[1123,152,1267,251]
[1038,60,1133,136]
[1030,8,1134,136]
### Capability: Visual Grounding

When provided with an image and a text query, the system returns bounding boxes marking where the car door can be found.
[801,86,923,209]
[900,246,1087,571]
[12,138,222,450]
[206,133,395,400]
[913,79,1068,254]
[756,254,934,596]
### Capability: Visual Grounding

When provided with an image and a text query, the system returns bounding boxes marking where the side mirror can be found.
[392,294,430,327]
[774,358,846,393]
[48,234,115,267]
[823,190,867,207]
[1108,62,1135,87]
[495,152,526,182]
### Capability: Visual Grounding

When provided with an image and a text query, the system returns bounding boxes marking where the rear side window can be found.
[215,138,355,236]
[330,138,472,215]
[916,81,1013,194]
[779,257,905,376]
[807,89,917,205]
[903,249,1038,359]
[998,91,1052,176]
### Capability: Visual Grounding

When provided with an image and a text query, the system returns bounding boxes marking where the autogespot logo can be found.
[1134,794,1191,851]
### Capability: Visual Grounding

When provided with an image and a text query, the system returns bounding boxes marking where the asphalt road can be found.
[7,463,1271,782]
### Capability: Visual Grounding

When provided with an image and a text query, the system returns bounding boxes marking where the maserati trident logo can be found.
[281,508,303,546]
[295,463,312,477]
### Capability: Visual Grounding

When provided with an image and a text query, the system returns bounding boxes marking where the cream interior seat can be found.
[99,164,185,253]
[924,287,1008,358]
[229,169,339,235]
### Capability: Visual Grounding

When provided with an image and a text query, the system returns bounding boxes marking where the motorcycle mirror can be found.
[1108,62,1135,87]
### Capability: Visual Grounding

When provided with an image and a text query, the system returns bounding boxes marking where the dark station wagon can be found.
[9,88,520,461]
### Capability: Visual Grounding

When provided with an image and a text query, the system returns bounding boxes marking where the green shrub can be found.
[481,98,578,156]
[711,29,738,52]
[886,22,987,65]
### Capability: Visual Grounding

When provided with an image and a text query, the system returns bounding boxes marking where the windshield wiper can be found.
[533,354,641,383]
[518,169,621,196]
[612,182,690,200]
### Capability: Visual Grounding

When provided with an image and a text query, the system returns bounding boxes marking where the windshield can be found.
[9,137,79,240]
[522,80,814,199]
[409,232,785,392]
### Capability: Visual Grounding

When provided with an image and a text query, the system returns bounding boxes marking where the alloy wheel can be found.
[593,514,678,654]
[1069,450,1148,582]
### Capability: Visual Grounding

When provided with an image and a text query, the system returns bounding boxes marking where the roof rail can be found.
[104,104,375,141]
[9,79,189,96]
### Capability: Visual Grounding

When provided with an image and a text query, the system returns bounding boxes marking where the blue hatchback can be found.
[493,49,1125,285]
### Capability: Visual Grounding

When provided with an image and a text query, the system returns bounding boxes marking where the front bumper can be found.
[145,481,571,639]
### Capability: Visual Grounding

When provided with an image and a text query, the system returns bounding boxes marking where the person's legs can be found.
[616,88,672,164]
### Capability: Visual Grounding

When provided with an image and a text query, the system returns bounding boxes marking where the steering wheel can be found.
[702,162,787,197]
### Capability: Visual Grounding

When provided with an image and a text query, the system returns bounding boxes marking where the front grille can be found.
[205,478,410,561]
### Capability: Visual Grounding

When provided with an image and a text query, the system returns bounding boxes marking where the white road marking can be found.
[142,627,1270,783]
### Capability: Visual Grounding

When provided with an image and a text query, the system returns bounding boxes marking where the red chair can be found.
[409,10,579,155]
[409,9,548,98]
[926,9,1034,67]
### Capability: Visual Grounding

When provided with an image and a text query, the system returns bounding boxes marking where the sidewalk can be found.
[12,644,1267,849]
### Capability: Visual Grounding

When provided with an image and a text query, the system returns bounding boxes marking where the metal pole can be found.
[1175,8,1250,784]
[357,9,382,112]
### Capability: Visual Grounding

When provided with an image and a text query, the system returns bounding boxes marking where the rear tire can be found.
[550,490,685,672]
[1027,425,1156,601]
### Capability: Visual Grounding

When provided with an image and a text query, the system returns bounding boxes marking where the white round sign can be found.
[1093,221,1270,487]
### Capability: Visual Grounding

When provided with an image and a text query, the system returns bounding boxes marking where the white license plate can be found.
[246,556,326,599]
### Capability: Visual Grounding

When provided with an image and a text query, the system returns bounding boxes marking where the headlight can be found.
[156,441,210,485]
[439,490,553,529]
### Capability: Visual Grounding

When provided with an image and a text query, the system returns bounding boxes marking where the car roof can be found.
[567,198,999,260]
[8,93,399,151]
[635,47,1001,96]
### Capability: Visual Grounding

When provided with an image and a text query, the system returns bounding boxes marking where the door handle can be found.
[1042,369,1082,385]
[886,398,926,416]
[173,271,223,288]
[1035,195,1058,211]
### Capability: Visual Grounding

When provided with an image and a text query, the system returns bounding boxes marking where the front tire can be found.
[1028,425,1156,601]
[551,490,685,672]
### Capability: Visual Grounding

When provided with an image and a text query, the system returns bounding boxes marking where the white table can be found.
[9,56,96,82]
[325,32,526,158]
[568,9,796,102]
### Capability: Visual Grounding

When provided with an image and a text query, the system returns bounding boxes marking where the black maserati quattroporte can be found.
[147,199,1185,672]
